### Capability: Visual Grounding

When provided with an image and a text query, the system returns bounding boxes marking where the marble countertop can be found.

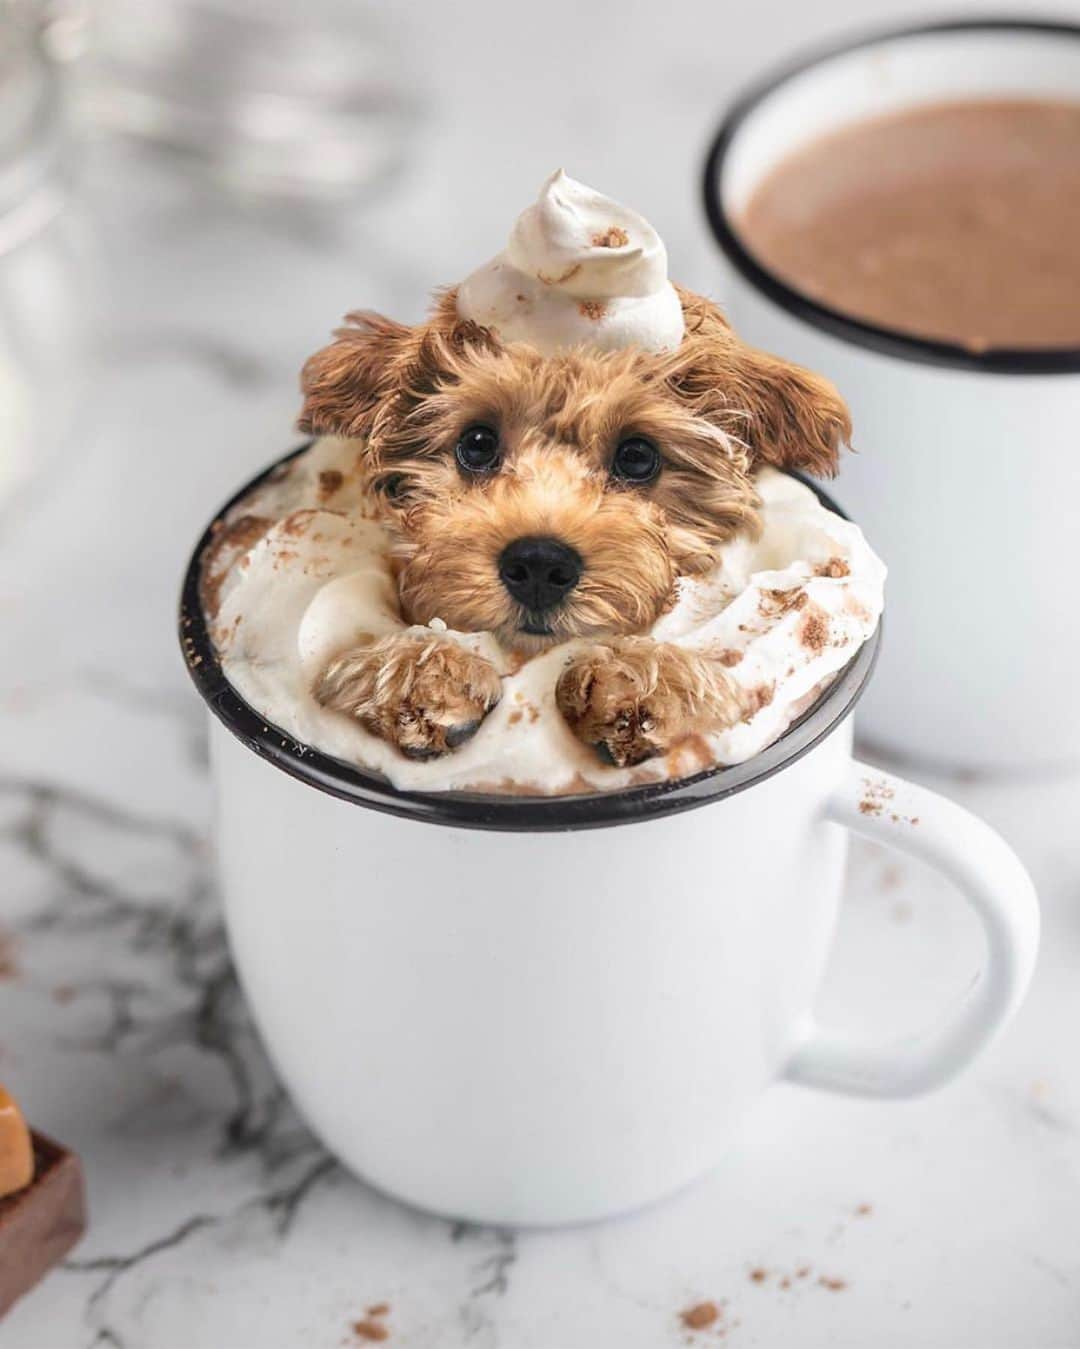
[3,3,1080,1344]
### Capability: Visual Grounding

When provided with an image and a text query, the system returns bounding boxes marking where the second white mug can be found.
[704,18,1080,772]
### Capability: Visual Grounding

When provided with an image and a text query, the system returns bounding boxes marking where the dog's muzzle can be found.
[498,536,582,620]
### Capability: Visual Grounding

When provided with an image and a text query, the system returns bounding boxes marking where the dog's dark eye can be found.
[455,425,501,474]
[612,436,661,484]
[378,472,408,502]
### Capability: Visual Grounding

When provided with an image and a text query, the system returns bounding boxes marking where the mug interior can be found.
[180,446,879,833]
[705,18,1080,374]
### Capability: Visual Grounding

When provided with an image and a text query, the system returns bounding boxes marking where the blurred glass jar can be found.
[0,5,94,513]
[81,0,418,201]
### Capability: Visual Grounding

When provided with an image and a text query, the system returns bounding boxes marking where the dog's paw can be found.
[555,638,745,768]
[315,633,501,760]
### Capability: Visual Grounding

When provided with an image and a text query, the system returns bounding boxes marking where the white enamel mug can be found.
[181,455,1039,1226]
[704,18,1080,772]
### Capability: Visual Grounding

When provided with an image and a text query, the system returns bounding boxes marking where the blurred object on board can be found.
[0,0,95,517]
[0,1128,87,1318]
[77,0,419,201]
[0,1086,34,1201]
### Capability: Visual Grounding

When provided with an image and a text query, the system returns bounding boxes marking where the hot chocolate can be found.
[738,98,1080,351]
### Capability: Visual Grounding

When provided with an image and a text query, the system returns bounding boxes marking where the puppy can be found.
[299,287,850,767]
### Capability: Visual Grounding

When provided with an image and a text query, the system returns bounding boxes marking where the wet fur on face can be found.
[298,287,850,652]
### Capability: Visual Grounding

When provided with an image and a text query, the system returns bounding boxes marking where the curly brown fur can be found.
[299,286,850,762]
[555,638,749,767]
[315,632,501,759]
[673,286,851,478]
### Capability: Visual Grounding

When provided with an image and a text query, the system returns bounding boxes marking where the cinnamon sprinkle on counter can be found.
[351,1319,389,1342]
[0,928,18,980]
[680,1300,720,1330]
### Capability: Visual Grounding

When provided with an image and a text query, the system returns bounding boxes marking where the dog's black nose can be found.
[498,537,583,611]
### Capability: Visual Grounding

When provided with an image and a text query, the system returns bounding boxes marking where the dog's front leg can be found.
[556,637,747,769]
[315,632,502,761]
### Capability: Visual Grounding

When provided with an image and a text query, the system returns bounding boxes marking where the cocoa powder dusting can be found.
[199,513,272,618]
[749,1268,768,1284]
[593,225,630,247]
[716,648,744,668]
[797,606,830,654]
[318,468,344,499]
[760,586,808,617]
[280,508,323,539]
[578,300,607,321]
[815,557,851,579]
[819,1276,848,1292]
[743,684,775,718]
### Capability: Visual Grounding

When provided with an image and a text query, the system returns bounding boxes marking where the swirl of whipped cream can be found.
[456,170,685,355]
[207,438,885,797]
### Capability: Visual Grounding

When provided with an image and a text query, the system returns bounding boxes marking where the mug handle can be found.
[784,760,1039,1098]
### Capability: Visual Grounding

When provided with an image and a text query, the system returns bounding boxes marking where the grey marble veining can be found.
[3,2,1080,1341]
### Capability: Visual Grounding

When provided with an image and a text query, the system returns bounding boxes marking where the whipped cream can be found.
[205,438,885,795]
[456,170,685,355]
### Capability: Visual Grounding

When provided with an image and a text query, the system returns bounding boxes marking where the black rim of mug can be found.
[703,15,1080,376]
[179,443,879,832]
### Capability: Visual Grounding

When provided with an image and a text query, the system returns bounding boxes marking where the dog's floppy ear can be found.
[298,311,412,439]
[668,288,851,478]
[298,290,500,442]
